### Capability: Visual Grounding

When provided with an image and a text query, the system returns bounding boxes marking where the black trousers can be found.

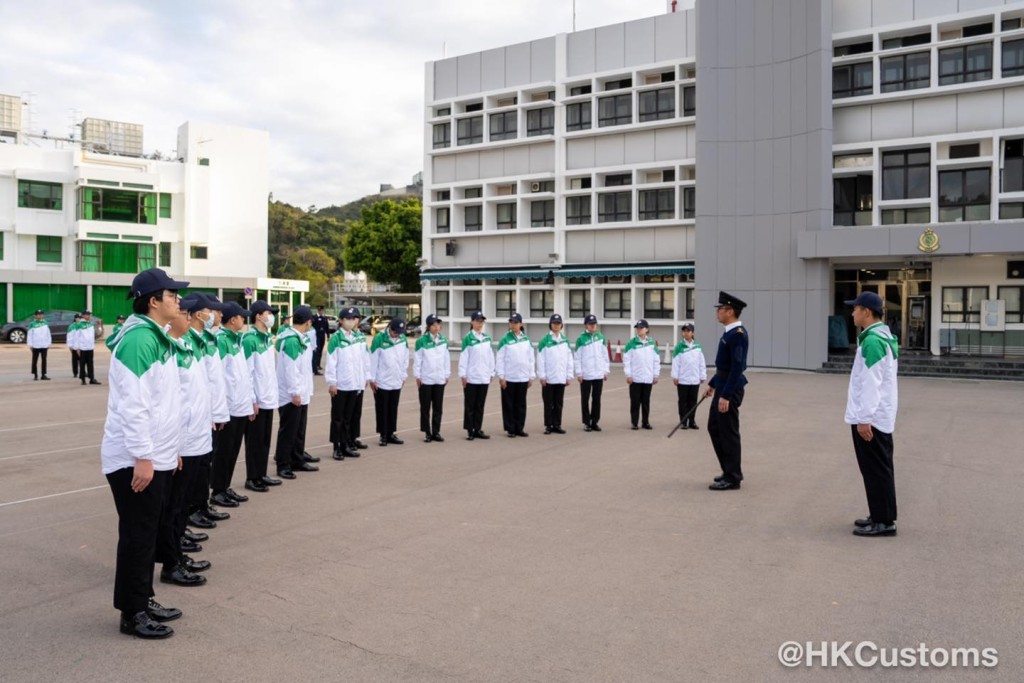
[106,467,171,615]
[629,382,653,427]
[677,384,700,426]
[852,425,897,524]
[419,383,445,435]
[189,450,213,514]
[330,390,363,447]
[313,336,325,371]
[211,415,248,493]
[156,456,202,571]
[707,386,744,483]
[71,349,79,378]
[276,403,309,469]
[374,388,401,437]
[463,383,489,433]
[244,408,274,480]
[500,381,529,434]
[31,348,48,377]
[542,383,566,428]
[79,349,95,382]
[580,379,604,427]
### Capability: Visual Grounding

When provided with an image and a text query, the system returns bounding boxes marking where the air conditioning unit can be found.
[531,182,541,192]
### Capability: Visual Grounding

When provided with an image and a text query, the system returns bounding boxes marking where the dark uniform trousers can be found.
[244,408,274,481]
[211,415,248,493]
[189,448,213,515]
[156,456,203,571]
[276,403,309,470]
[500,382,529,434]
[330,390,363,448]
[106,467,172,615]
[79,349,95,382]
[313,335,326,372]
[677,384,700,427]
[419,383,445,435]
[542,383,566,429]
[374,388,401,438]
[463,383,489,433]
[71,349,79,378]
[31,348,48,378]
[629,382,653,427]
[580,379,604,427]
[852,425,898,524]
[707,386,744,483]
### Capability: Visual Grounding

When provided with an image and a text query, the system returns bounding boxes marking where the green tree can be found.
[343,198,422,293]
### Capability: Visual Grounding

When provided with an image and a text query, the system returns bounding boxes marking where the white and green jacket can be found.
[217,328,255,418]
[535,332,574,384]
[276,325,314,406]
[495,331,535,382]
[623,335,661,384]
[574,331,610,380]
[191,328,230,423]
[173,334,213,457]
[845,322,899,434]
[458,331,495,384]
[369,330,409,391]
[100,315,181,475]
[27,319,51,349]
[71,320,97,351]
[244,328,279,411]
[325,329,370,391]
[670,339,707,385]
[414,333,451,385]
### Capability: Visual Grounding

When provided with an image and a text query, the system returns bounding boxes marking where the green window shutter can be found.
[79,241,102,272]
[101,242,138,273]
[138,243,156,270]
[159,242,171,267]
[159,193,172,219]
[36,236,62,263]
[142,193,157,225]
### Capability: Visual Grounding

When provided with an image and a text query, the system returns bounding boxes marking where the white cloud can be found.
[0,0,667,207]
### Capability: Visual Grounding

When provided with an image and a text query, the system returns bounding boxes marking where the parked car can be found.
[405,316,422,337]
[358,315,392,336]
[325,315,339,333]
[2,310,105,344]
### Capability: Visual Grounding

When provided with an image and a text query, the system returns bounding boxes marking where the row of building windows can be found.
[0,236,205,267]
[943,285,1024,323]
[432,287,696,320]
[16,181,173,223]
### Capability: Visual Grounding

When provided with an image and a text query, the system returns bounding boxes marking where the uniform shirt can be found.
[845,322,899,434]
[100,315,180,474]
[217,328,255,418]
[369,331,409,391]
[708,321,748,400]
[243,328,279,411]
[27,320,52,349]
[622,335,661,384]
[574,331,610,380]
[458,331,495,385]
[191,327,230,423]
[173,334,214,457]
[66,321,82,351]
[76,320,97,351]
[414,332,451,385]
[495,330,535,382]
[276,326,314,406]
[325,328,370,391]
[536,332,574,385]
[312,314,331,339]
[305,327,318,351]
[671,339,707,385]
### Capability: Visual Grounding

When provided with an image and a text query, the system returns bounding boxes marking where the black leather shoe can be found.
[475,431,490,440]
[41,375,51,381]
[631,424,639,430]
[261,476,282,486]
[203,507,230,521]
[183,529,208,542]
[146,599,182,622]
[353,440,368,449]
[713,475,725,483]
[378,438,388,447]
[244,479,269,493]
[120,611,174,639]
[332,449,345,461]
[708,480,741,491]
[506,432,517,438]
[544,427,552,435]
[591,425,602,432]
[188,512,216,529]
[225,488,248,503]
[180,538,202,554]
[210,492,239,508]
[424,434,434,443]
[89,379,102,385]
[641,424,653,430]
[583,424,593,432]
[302,452,321,463]
[853,522,896,537]
[432,434,445,443]
[854,516,873,528]
[160,565,207,586]
[181,555,211,572]
[277,469,296,480]
[343,447,360,458]
[387,435,404,445]
[689,424,700,430]
[466,432,475,441]
[515,431,529,438]
[294,462,319,472]
[552,427,566,434]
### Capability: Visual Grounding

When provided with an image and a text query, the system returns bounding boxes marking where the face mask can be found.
[264,313,275,328]
[202,314,215,331]
[342,319,356,331]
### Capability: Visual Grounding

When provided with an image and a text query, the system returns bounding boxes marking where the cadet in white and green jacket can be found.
[369,317,410,446]
[27,309,51,380]
[671,323,707,430]
[623,319,660,430]
[275,306,317,477]
[326,306,370,459]
[414,314,450,443]
[210,302,255,509]
[495,312,534,437]
[459,311,494,440]
[536,314,574,435]
[242,301,279,492]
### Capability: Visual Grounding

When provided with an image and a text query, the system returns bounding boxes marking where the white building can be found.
[420,1,1024,366]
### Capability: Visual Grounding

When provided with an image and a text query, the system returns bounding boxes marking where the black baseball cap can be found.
[681,322,694,331]
[250,300,279,316]
[179,294,209,314]
[584,314,598,325]
[390,317,406,333]
[549,314,563,325]
[845,291,884,315]
[220,302,250,322]
[116,314,126,321]
[508,312,523,323]
[634,319,649,329]
[293,305,313,324]
[425,314,443,326]
[339,307,360,319]
[128,268,190,300]
[197,293,225,311]
[34,309,44,315]
[470,311,487,322]
[82,310,92,316]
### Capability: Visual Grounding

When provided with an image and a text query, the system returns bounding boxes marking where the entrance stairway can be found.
[819,350,1024,381]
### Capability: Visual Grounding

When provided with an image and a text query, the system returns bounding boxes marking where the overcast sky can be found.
[1,0,670,209]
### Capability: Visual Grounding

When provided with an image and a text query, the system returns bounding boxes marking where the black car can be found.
[2,310,105,344]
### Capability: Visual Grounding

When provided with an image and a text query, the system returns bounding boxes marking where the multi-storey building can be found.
[420,0,1024,368]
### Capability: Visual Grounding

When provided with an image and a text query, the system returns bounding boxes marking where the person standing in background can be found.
[77,310,100,386]
[311,305,331,375]
[369,318,410,447]
[459,311,494,441]
[536,314,573,435]
[68,313,82,379]
[495,312,534,438]
[622,319,660,430]
[671,323,706,430]
[574,315,610,432]
[413,314,450,443]
[27,310,51,381]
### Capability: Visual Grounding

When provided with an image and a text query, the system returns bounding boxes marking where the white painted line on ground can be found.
[0,417,104,434]
[0,484,107,508]
[0,444,94,462]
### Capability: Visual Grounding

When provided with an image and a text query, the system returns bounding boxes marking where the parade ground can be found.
[0,344,1021,682]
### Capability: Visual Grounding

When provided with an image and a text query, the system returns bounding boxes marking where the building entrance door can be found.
[857,274,930,350]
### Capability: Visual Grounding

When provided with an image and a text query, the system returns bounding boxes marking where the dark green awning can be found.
[420,263,694,281]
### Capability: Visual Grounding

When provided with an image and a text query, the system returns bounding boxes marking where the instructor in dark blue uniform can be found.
[703,291,749,491]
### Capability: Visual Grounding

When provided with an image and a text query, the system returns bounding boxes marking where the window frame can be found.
[526,107,554,136]
[997,285,1023,323]
[456,116,483,146]
[435,291,450,317]
[529,290,554,317]
[683,186,696,219]
[462,290,482,316]
[432,122,451,149]
[530,199,555,227]
[638,87,675,122]
[495,290,516,319]
[489,111,518,141]
[569,289,591,319]
[598,93,632,127]
[833,61,874,98]
[881,148,931,200]
[938,167,991,222]
[598,191,632,223]
[603,289,631,318]
[36,235,62,263]
[464,205,482,232]
[638,188,675,220]
[436,207,451,234]
[1003,38,1024,77]
[833,174,874,226]
[938,42,993,85]
[643,288,675,319]
[18,180,63,210]
[682,85,696,117]
[566,101,592,132]
[941,285,988,323]
[190,245,208,260]
[566,196,592,225]
[880,51,931,92]
[496,202,517,230]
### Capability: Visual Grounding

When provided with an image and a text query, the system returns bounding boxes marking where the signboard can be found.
[243,287,254,300]
[256,277,310,293]
[980,299,1005,332]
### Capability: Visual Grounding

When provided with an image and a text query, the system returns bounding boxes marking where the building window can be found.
[464,102,483,112]
[496,202,517,229]
[881,32,930,50]
[436,207,450,234]
[605,173,632,187]
[18,180,63,210]
[880,52,930,92]
[530,290,554,317]
[834,40,873,57]
[566,196,591,225]
[882,149,930,200]
[639,188,675,220]
[999,201,1024,218]
[457,116,483,145]
[598,94,632,127]
[683,187,696,218]
[643,289,674,319]
[495,290,515,319]
[36,236,62,263]
[684,288,696,319]
[1002,18,1022,31]
[489,111,517,141]
[938,168,991,222]
[881,207,930,224]
[433,123,451,149]
[938,43,993,85]
[464,187,482,199]
[950,143,981,159]
[435,291,450,317]
[942,286,988,322]
[436,189,451,201]
[526,107,554,136]
[464,205,482,231]
[569,290,591,318]
[638,87,675,121]
[1003,139,1024,192]
[833,175,873,226]
[997,286,1023,323]
[77,187,158,224]
[566,102,591,131]
[530,200,554,227]
[190,245,208,260]
[833,62,873,98]
[1003,39,1024,76]
[78,240,155,273]
[603,289,630,318]
[463,290,481,315]
[598,192,632,223]
[158,193,172,219]
[682,86,695,116]
[569,84,592,96]
[159,241,171,267]
[604,78,632,90]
